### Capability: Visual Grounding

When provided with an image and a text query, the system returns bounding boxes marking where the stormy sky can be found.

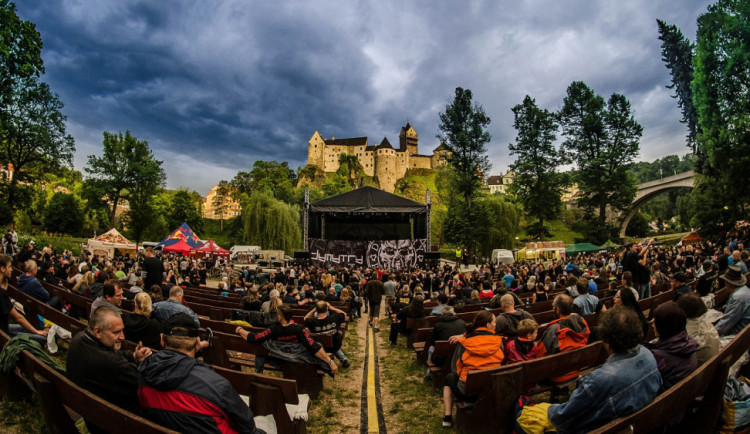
[15,1,711,195]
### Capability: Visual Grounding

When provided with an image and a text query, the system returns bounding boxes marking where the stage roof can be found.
[309,186,427,214]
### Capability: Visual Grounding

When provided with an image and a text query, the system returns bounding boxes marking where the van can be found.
[139,241,162,251]
[230,245,261,262]
[491,249,515,265]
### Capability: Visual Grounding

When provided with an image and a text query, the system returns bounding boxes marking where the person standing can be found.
[365,271,385,332]
[141,247,164,294]
[622,240,653,299]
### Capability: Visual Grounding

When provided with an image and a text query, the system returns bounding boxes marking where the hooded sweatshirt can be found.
[138,350,257,434]
[648,330,700,391]
[455,327,504,382]
[17,274,50,303]
[122,313,163,350]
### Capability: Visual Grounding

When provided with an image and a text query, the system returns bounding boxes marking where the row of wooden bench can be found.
[405,282,740,432]
[4,275,315,433]
[11,268,346,400]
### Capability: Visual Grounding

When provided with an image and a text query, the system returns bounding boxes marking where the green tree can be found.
[241,190,301,253]
[168,189,203,233]
[558,81,642,230]
[692,0,750,235]
[85,131,149,228]
[509,95,566,240]
[212,180,231,231]
[476,195,520,254]
[0,1,74,216]
[43,192,83,235]
[437,87,491,209]
[437,87,491,252]
[657,19,698,154]
[123,147,165,244]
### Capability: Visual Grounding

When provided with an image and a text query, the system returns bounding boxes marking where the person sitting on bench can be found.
[67,306,152,433]
[517,306,662,433]
[0,254,48,345]
[495,294,534,338]
[647,301,699,391]
[442,310,504,428]
[17,260,60,310]
[304,300,350,368]
[235,304,338,375]
[138,313,264,434]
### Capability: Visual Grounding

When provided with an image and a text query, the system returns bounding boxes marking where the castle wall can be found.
[307,125,449,191]
[307,132,325,168]
[410,155,432,170]
[375,148,399,192]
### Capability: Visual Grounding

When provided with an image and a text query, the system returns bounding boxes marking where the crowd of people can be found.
[0,222,749,432]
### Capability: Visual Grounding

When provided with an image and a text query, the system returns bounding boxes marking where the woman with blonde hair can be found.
[123,292,164,350]
[73,271,95,296]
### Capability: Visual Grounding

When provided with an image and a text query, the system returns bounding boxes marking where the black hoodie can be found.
[138,350,257,433]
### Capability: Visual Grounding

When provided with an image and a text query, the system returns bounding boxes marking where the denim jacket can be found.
[715,285,750,337]
[548,345,661,433]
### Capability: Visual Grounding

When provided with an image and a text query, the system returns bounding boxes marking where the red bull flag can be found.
[157,222,203,249]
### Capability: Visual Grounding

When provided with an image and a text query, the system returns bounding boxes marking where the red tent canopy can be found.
[195,239,230,257]
[162,239,196,255]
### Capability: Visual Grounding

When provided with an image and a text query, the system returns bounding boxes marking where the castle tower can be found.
[375,137,398,192]
[399,122,418,155]
[307,131,325,168]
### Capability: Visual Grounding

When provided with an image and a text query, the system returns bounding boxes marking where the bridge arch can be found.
[619,171,695,238]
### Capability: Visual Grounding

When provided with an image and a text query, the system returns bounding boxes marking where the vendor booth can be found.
[87,228,136,259]
[194,239,230,258]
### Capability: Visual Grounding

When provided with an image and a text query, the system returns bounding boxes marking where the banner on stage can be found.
[307,238,427,268]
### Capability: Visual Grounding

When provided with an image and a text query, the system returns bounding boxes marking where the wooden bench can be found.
[203,331,328,399]
[455,342,609,433]
[426,340,457,390]
[0,330,177,434]
[212,366,308,434]
[591,321,750,433]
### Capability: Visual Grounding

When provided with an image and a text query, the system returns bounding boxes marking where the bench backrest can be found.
[463,342,607,396]
[591,321,750,433]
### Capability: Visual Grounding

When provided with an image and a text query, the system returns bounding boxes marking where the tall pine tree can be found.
[656,19,699,155]
[509,95,565,240]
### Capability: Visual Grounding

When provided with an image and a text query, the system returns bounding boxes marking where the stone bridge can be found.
[619,171,695,238]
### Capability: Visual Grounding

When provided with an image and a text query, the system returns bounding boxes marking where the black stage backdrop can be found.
[308,238,427,268]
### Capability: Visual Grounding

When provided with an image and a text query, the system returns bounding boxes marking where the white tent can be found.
[87,228,137,258]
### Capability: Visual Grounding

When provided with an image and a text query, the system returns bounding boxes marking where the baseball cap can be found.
[164,313,199,337]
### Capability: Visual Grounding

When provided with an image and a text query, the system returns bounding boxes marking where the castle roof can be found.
[375,137,393,150]
[324,136,367,147]
[433,142,450,152]
[487,175,503,186]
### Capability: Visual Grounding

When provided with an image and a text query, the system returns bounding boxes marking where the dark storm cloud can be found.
[15,1,712,193]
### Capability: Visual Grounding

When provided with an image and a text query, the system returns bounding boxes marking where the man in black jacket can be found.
[138,313,263,433]
[425,305,466,381]
[67,307,152,433]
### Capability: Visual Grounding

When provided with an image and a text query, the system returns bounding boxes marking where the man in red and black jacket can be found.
[138,313,262,433]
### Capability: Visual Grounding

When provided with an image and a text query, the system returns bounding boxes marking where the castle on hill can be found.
[305,123,449,192]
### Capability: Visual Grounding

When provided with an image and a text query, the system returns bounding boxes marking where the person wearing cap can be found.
[714,265,750,336]
[67,306,152,433]
[138,313,263,434]
[670,271,692,301]
[573,279,607,316]
[697,259,720,296]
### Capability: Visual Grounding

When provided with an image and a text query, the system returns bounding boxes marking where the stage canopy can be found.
[307,186,429,241]
[87,228,136,258]
[305,186,430,268]
[195,239,230,257]
[158,222,203,249]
